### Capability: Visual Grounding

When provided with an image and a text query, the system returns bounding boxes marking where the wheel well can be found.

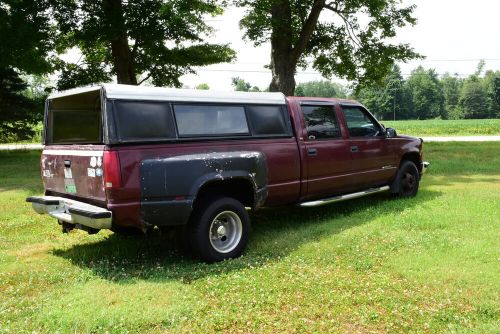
[400,152,422,173]
[195,179,254,208]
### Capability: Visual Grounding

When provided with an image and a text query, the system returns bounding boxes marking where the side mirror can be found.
[386,127,397,138]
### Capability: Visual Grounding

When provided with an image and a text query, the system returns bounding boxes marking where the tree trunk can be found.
[269,56,296,96]
[268,1,296,96]
[103,0,137,85]
[110,35,137,85]
[268,0,324,96]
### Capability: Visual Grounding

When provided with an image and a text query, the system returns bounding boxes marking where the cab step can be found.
[299,186,390,207]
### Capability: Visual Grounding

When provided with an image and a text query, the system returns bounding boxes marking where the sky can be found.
[181,0,500,91]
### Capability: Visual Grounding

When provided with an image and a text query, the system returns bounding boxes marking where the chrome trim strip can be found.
[299,186,390,207]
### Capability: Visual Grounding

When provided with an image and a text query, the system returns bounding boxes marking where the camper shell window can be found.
[113,100,176,141]
[45,90,102,144]
[173,104,250,137]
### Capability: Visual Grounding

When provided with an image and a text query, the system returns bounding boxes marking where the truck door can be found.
[299,103,356,199]
[339,105,397,188]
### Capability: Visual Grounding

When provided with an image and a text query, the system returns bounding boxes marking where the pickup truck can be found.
[27,84,429,262]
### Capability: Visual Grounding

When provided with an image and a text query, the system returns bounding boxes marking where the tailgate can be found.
[41,146,107,202]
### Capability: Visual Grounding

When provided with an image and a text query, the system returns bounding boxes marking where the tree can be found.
[459,77,490,119]
[405,66,444,119]
[0,1,53,75]
[357,65,410,120]
[440,73,463,119]
[51,0,236,89]
[0,0,54,141]
[237,0,419,95]
[295,80,347,98]
[483,70,500,118]
[0,69,40,141]
[231,77,261,92]
[196,83,210,90]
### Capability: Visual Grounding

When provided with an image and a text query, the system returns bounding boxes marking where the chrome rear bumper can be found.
[26,196,112,230]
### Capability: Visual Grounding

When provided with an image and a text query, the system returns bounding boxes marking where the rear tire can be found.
[391,160,420,198]
[188,196,250,263]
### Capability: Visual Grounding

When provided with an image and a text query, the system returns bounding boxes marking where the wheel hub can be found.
[216,225,226,237]
[209,211,243,254]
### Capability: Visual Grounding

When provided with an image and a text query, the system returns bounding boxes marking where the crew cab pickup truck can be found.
[27,84,429,262]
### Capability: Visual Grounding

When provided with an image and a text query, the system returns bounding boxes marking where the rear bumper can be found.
[26,196,112,230]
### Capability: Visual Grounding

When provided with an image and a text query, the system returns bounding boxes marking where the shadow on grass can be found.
[52,189,442,284]
[424,173,500,187]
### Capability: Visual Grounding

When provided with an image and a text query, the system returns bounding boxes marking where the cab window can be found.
[342,106,382,137]
[301,105,341,139]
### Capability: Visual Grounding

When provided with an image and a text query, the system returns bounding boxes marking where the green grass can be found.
[382,119,500,137]
[1,143,499,333]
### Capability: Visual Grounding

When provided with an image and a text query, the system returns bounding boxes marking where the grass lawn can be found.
[382,119,500,137]
[0,143,499,333]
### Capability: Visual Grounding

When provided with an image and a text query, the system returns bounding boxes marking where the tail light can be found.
[103,151,122,188]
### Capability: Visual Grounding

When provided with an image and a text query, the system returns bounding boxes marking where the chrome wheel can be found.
[209,210,242,254]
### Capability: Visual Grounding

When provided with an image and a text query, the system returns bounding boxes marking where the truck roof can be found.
[48,84,287,105]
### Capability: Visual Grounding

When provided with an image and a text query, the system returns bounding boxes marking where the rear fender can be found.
[140,151,267,226]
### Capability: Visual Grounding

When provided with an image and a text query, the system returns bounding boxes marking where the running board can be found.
[299,186,390,207]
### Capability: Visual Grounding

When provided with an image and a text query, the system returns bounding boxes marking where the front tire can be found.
[188,196,250,263]
[391,160,420,198]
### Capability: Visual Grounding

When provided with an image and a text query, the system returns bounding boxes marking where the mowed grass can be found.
[382,119,500,137]
[0,143,499,333]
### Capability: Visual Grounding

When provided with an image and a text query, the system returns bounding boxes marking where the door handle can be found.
[308,148,317,156]
[350,146,359,153]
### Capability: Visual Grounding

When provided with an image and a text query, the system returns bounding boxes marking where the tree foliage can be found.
[0,0,53,141]
[51,0,236,89]
[484,71,500,118]
[356,65,408,120]
[231,77,261,92]
[356,63,500,120]
[0,0,54,74]
[405,66,444,119]
[195,83,210,90]
[0,69,43,141]
[460,78,489,119]
[440,74,463,119]
[236,0,420,95]
[295,80,347,98]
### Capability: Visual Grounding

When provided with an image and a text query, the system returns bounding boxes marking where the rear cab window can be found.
[300,105,342,140]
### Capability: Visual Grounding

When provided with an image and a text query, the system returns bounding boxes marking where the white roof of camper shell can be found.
[48,84,287,105]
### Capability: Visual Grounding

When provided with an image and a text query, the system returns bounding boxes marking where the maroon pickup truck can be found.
[27,84,428,262]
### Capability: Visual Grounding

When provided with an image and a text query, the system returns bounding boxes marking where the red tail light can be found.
[103,151,122,188]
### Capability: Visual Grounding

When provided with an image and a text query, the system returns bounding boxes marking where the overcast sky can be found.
[181,0,500,91]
